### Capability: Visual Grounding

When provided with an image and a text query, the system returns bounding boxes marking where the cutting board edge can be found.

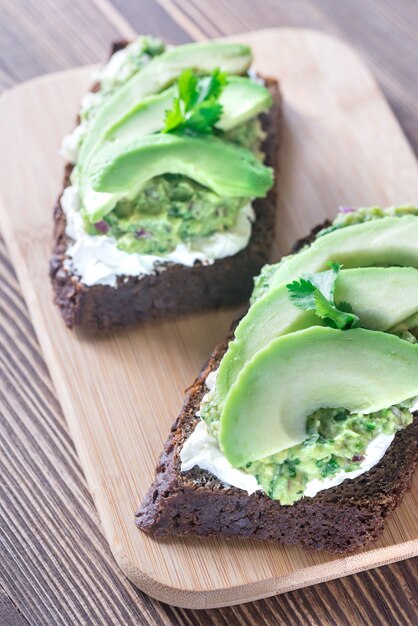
[115,538,418,608]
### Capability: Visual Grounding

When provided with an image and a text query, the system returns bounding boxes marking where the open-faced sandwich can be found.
[50,37,281,330]
[136,205,418,553]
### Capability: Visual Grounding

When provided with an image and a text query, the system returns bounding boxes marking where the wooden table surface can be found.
[0,1,417,624]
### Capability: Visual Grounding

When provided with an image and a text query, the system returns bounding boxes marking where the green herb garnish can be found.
[320,454,340,478]
[163,68,227,135]
[286,262,359,330]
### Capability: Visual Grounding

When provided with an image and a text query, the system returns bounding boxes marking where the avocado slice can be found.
[104,87,176,142]
[216,266,418,400]
[218,76,273,130]
[269,216,418,290]
[104,76,272,142]
[85,134,273,220]
[78,42,252,168]
[333,267,418,329]
[219,327,418,467]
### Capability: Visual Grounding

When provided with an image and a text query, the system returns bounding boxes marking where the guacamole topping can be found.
[190,206,418,504]
[62,37,274,269]
[200,373,415,505]
[237,401,413,505]
[91,175,249,255]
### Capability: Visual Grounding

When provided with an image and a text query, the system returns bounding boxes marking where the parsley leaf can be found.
[317,454,340,478]
[163,97,184,133]
[186,100,223,133]
[163,68,228,135]
[178,69,199,109]
[286,277,316,309]
[313,290,358,329]
[286,262,359,330]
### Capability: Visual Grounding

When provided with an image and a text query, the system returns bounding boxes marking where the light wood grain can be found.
[0,27,417,610]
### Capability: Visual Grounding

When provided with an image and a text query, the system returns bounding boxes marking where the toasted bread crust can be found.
[135,223,418,553]
[49,45,282,331]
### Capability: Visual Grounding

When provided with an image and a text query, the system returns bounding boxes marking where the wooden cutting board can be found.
[0,28,417,609]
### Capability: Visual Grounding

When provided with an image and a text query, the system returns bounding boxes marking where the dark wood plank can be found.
[0,0,417,624]
[110,0,192,43]
[0,0,120,83]
[0,240,175,625]
[0,588,30,626]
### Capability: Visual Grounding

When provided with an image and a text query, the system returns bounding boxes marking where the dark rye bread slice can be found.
[135,226,418,554]
[49,43,282,332]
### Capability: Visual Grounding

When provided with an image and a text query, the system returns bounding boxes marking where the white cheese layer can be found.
[181,420,261,494]
[180,372,411,499]
[60,122,88,163]
[180,419,394,498]
[61,185,255,287]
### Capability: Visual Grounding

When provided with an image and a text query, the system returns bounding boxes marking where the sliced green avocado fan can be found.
[71,39,275,255]
[199,207,418,505]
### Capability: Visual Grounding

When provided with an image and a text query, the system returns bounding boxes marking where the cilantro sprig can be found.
[163,68,227,135]
[286,263,359,330]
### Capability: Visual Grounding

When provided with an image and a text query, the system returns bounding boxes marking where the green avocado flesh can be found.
[87,119,263,254]
[87,134,272,217]
[214,267,418,401]
[268,216,418,290]
[103,88,176,142]
[104,77,272,142]
[219,327,418,468]
[198,207,418,504]
[217,77,273,131]
[78,41,253,168]
[247,402,413,504]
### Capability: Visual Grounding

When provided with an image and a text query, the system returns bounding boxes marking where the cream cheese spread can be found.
[180,419,395,497]
[61,185,255,287]
[60,122,88,164]
[181,420,261,494]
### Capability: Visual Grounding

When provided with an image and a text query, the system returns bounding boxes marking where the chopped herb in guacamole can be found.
[87,174,249,255]
[201,391,414,505]
[245,401,413,504]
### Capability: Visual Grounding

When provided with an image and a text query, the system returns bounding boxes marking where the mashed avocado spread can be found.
[200,206,418,504]
[237,403,413,505]
[91,176,248,255]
